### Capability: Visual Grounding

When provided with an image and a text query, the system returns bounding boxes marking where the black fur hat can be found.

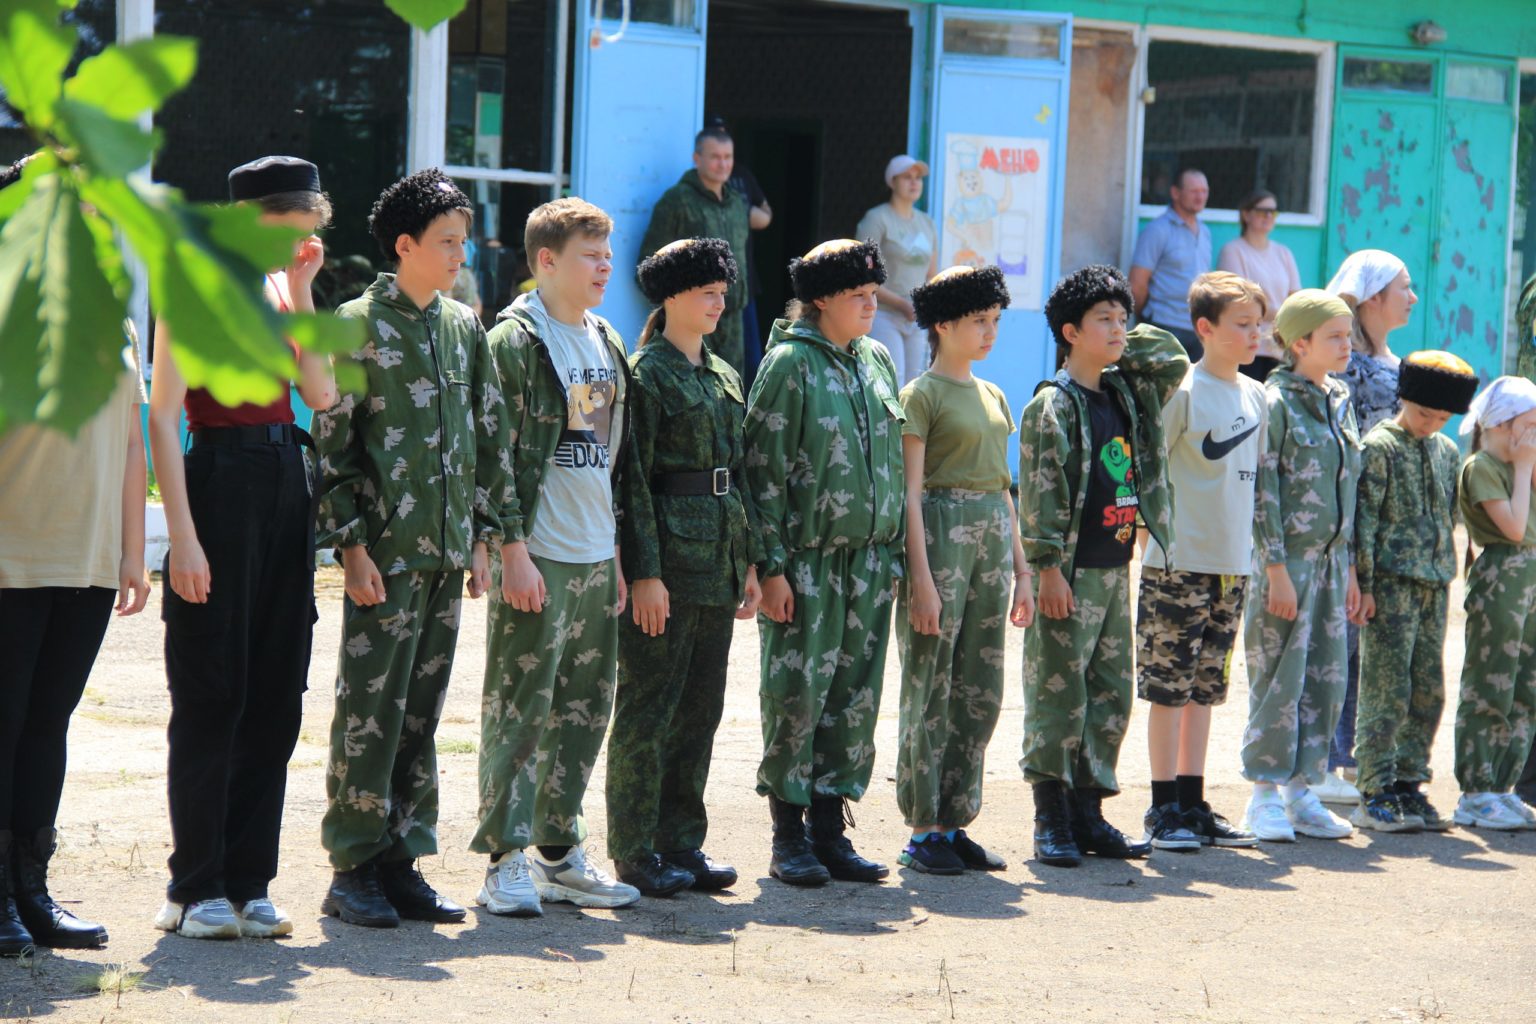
[788,239,887,302]
[637,237,738,305]
[910,266,1011,329]
[1397,351,1478,414]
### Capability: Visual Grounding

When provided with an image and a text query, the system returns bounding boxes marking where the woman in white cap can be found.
[856,155,938,385]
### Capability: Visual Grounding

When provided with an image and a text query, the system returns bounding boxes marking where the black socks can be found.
[537,845,571,861]
[1176,775,1204,810]
[1152,780,1177,808]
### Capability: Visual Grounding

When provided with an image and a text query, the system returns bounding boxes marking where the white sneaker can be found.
[233,898,293,938]
[1310,771,1361,806]
[1243,791,1295,843]
[153,898,240,940]
[1455,793,1525,830]
[1286,790,1353,839]
[1497,793,1536,830]
[477,852,543,917]
[530,846,641,909]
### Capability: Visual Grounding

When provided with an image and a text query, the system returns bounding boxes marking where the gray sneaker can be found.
[153,898,240,940]
[234,898,293,938]
[530,846,640,909]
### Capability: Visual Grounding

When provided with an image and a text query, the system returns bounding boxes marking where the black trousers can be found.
[163,438,314,904]
[0,586,116,832]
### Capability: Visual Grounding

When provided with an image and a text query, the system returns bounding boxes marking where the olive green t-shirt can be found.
[900,371,1014,492]
[1460,450,1536,548]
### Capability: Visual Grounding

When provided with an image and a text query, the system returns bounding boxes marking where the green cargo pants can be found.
[1455,544,1536,793]
[1356,573,1447,795]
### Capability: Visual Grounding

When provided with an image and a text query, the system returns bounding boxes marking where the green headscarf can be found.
[1273,289,1352,352]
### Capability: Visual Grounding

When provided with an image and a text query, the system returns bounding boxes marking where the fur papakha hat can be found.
[637,237,738,305]
[1397,350,1478,415]
[910,266,1011,329]
[788,239,886,302]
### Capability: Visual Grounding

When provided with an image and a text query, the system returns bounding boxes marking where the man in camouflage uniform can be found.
[314,171,509,928]
[1351,352,1475,832]
[639,126,751,376]
[745,239,903,885]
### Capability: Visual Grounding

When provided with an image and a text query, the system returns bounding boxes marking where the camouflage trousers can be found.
[1241,549,1348,785]
[472,557,618,853]
[757,543,897,804]
[1455,545,1536,793]
[1020,564,1133,792]
[709,305,744,379]
[606,602,736,861]
[1356,573,1447,795]
[321,570,464,871]
[1136,570,1247,707]
[895,490,1010,829]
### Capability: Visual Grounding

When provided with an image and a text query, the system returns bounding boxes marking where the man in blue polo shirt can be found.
[1129,168,1212,361]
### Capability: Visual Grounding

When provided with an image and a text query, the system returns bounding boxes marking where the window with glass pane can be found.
[1,0,116,164]
[1342,58,1433,94]
[154,1,410,308]
[1140,41,1318,212]
[447,0,558,174]
[600,0,694,27]
[1447,63,1511,104]
[943,18,1060,60]
[451,178,547,322]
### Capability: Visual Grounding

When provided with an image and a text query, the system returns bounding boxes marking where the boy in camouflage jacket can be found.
[315,170,508,928]
[1350,352,1477,833]
[1019,265,1188,868]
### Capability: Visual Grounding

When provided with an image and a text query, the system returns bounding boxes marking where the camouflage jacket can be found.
[486,291,634,546]
[743,317,905,577]
[1017,324,1188,579]
[620,338,765,605]
[1254,368,1362,567]
[1354,419,1459,590]
[639,170,750,316]
[315,274,509,574]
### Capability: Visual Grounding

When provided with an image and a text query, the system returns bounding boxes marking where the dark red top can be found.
[184,276,298,431]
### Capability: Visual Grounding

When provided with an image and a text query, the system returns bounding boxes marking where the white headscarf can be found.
[1461,375,1536,435]
[1326,249,1407,305]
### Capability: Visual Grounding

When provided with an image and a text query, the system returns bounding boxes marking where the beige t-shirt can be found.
[900,372,1014,492]
[1216,236,1302,357]
[0,332,145,589]
[856,203,937,310]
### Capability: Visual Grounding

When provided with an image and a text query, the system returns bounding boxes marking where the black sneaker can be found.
[1142,803,1201,851]
[1349,792,1419,833]
[1182,801,1259,848]
[1396,788,1452,832]
[950,830,1007,871]
[896,834,964,875]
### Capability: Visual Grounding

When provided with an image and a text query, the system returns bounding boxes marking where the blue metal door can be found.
[573,2,707,349]
[928,6,1072,469]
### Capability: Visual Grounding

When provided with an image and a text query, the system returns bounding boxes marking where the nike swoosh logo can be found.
[1202,423,1261,460]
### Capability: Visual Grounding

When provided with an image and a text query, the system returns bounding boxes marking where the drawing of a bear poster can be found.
[940,133,1049,310]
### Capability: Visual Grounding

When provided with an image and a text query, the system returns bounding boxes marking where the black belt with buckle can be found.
[652,467,731,497]
[191,423,315,449]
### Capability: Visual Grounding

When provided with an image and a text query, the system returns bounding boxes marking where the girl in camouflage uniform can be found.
[744,239,903,887]
[895,267,1033,876]
[605,239,764,896]
[1240,291,1364,843]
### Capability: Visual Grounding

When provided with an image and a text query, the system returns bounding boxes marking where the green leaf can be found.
[282,312,364,357]
[54,98,158,176]
[63,36,197,120]
[0,2,76,127]
[200,203,303,279]
[383,0,468,31]
[0,174,129,434]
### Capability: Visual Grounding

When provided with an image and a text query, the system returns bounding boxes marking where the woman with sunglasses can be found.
[1218,189,1300,380]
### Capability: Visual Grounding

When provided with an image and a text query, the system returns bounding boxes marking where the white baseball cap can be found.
[884,155,929,187]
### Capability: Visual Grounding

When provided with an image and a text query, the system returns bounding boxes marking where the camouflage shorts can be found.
[1136,570,1247,707]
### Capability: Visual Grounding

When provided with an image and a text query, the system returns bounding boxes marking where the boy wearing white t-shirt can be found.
[1137,272,1269,851]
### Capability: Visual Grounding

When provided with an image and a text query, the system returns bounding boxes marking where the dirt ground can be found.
[2,556,1533,1024]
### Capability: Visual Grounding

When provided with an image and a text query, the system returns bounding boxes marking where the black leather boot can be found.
[807,797,889,883]
[322,863,401,928]
[12,828,104,949]
[0,833,35,956]
[768,796,830,886]
[1032,782,1082,867]
[614,853,694,897]
[1071,788,1151,859]
[377,859,467,923]
[660,848,737,891]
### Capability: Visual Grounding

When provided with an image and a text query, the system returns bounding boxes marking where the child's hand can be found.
[342,546,387,607]
[467,541,490,598]
[1010,572,1035,628]
[1345,567,1364,625]
[169,537,213,604]
[759,573,794,623]
[116,555,151,616]
[1514,426,1536,467]
[1360,593,1377,622]
[500,542,546,612]
[288,234,325,292]
[1038,567,1075,620]
[907,575,942,637]
[631,578,669,636]
[1265,564,1297,621]
[736,565,762,620]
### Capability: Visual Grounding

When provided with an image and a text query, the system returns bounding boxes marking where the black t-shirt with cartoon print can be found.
[1074,387,1138,569]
